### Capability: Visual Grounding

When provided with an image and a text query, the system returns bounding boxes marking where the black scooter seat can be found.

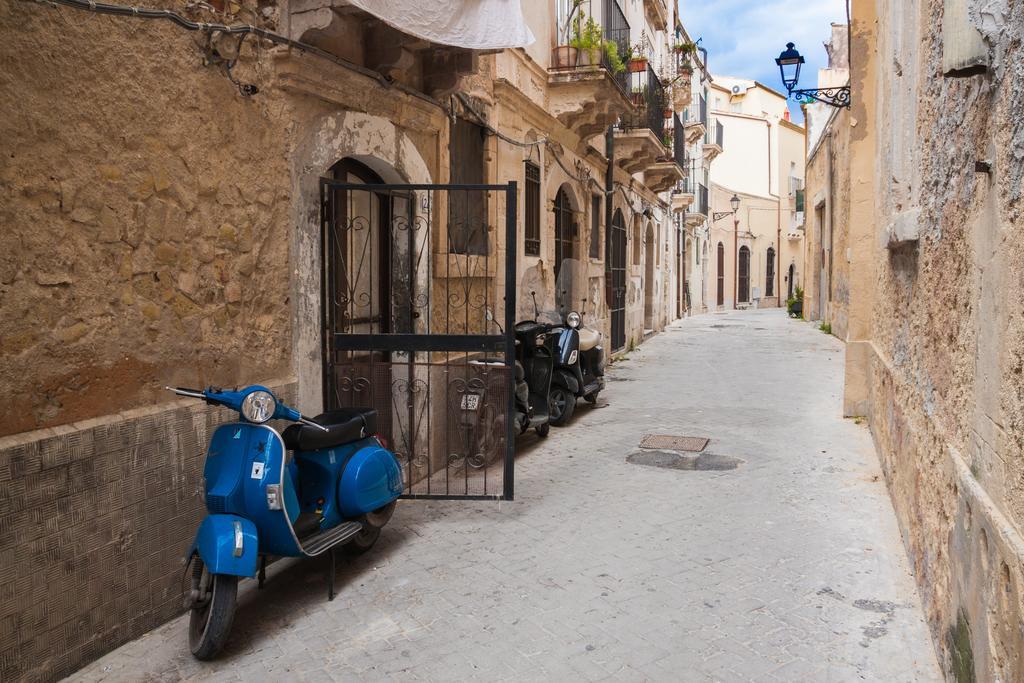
[282,408,378,452]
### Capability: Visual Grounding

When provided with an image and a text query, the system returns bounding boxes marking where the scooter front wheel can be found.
[548,385,576,426]
[189,561,238,660]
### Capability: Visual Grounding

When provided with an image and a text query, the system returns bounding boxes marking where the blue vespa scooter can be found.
[170,384,403,660]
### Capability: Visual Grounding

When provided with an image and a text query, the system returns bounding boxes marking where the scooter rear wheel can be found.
[189,561,238,660]
[535,422,550,437]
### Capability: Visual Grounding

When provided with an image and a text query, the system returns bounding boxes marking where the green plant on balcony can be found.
[628,42,649,73]
[672,40,697,56]
[663,133,673,147]
[603,39,626,73]
[569,14,603,66]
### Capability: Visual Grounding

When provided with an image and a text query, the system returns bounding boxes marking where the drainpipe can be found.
[605,125,614,326]
[733,213,738,309]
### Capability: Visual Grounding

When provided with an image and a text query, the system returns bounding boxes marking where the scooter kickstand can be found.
[257,555,266,589]
[328,548,336,601]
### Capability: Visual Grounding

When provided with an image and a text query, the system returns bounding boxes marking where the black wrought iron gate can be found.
[320,179,517,500]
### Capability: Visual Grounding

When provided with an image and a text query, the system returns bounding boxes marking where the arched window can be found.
[716,242,725,306]
[766,247,776,298]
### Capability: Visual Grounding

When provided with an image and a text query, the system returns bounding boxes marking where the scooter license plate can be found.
[461,394,481,411]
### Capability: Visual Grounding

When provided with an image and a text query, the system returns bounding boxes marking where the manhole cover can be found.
[627,450,742,471]
[639,434,709,452]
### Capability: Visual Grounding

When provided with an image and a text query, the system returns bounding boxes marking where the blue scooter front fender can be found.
[188,514,259,577]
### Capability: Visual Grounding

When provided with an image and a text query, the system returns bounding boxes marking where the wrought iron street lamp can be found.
[713,194,740,222]
[775,42,850,108]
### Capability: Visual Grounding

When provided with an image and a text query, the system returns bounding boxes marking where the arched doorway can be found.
[644,223,656,330]
[766,247,776,299]
[738,245,751,303]
[716,242,725,307]
[787,263,796,299]
[328,157,393,344]
[606,209,627,350]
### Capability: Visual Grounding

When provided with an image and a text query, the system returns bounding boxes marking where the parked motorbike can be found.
[171,385,403,660]
[542,259,606,425]
[475,305,554,440]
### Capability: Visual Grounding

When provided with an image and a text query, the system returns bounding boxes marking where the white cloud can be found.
[678,0,848,117]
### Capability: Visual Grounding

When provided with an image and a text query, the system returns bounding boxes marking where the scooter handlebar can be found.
[168,386,208,400]
[166,386,328,431]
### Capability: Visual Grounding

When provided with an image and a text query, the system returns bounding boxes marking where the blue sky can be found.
[677,0,848,122]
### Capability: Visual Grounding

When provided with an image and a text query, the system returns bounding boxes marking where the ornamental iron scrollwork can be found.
[791,86,851,109]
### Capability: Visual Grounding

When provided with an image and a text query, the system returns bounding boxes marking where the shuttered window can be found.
[448,118,487,254]
[589,194,601,259]
[524,162,540,256]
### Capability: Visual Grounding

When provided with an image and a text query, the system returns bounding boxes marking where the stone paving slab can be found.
[68,310,941,682]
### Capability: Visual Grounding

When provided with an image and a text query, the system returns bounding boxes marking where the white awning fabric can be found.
[344,0,535,49]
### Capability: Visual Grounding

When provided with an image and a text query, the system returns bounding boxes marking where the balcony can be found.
[643,0,669,31]
[671,176,695,212]
[671,51,694,110]
[646,114,686,192]
[286,2,496,99]
[686,179,709,227]
[703,119,724,161]
[547,0,634,139]
[615,65,668,173]
[683,95,707,144]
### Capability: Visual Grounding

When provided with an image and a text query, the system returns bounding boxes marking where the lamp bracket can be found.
[790,86,851,108]
[712,212,734,222]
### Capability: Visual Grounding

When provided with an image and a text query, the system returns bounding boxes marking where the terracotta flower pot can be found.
[552,45,579,69]
[576,48,600,67]
[628,57,648,73]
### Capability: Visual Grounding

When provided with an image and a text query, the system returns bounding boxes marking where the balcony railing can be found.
[602,0,630,94]
[623,65,667,141]
[673,114,686,168]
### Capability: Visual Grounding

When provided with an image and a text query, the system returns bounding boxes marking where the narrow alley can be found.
[72,310,940,682]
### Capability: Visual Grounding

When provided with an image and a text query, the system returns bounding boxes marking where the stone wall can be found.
[803,106,851,337]
[863,0,1024,680]
[0,382,295,682]
[0,2,294,438]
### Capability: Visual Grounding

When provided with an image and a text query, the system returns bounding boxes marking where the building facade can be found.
[0,0,704,679]
[705,79,806,310]
[804,2,1024,680]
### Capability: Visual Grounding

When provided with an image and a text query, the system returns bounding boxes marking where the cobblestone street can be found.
[71,310,940,682]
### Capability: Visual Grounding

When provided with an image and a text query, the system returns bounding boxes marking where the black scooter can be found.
[547,297,605,426]
[474,309,554,441]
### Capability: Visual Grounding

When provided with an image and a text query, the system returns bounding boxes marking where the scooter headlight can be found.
[566,311,581,329]
[241,390,276,423]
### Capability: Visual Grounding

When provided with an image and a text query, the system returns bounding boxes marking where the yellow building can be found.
[705,79,806,310]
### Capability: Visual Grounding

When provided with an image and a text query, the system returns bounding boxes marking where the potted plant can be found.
[672,40,697,56]
[628,43,648,73]
[630,86,645,107]
[787,286,804,318]
[663,106,673,119]
[569,14,603,67]
[662,133,673,147]
[552,0,583,68]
